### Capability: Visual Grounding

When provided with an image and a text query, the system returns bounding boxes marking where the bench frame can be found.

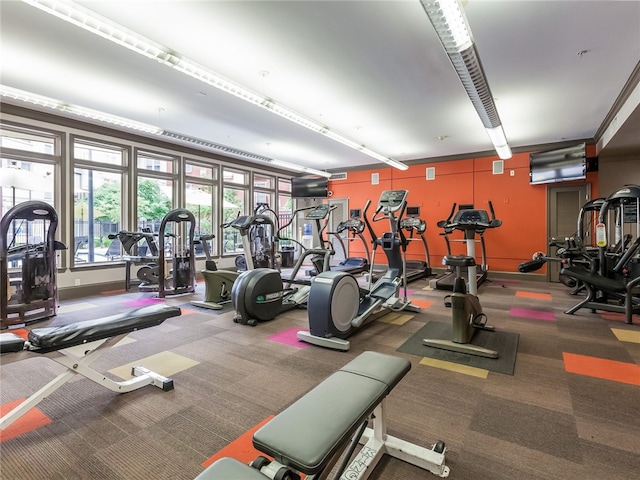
[196,351,450,479]
[0,305,180,431]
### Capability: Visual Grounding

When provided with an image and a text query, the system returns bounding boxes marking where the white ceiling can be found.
[1,0,639,174]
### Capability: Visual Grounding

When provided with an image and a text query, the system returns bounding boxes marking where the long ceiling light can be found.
[21,0,408,171]
[420,0,512,160]
[0,85,332,178]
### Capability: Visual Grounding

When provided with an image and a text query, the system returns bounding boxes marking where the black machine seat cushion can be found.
[195,458,266,480]
[0,333,26,353]
[561,266,626,293]
[27,304,182,353]
[252,351,410,475]
[443,255,476,268]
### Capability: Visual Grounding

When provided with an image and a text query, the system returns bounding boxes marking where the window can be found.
[72,138,126,264]
[277,178,293,243]
[135,150,177,237]
[1,124,59,266]
[222,167,248,256]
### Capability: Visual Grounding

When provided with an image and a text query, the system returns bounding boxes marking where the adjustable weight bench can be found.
[196,351,450,479]
[0,304,182,430]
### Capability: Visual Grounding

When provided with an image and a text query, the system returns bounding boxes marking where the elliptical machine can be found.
[297,189,420,351]
[231,203,336,326]
[422,202,502,358]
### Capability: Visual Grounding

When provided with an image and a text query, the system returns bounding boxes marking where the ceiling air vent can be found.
[330,172,347,181]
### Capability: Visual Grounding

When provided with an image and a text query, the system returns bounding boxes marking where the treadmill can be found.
[399,206,432,282]
[429,202,501,291]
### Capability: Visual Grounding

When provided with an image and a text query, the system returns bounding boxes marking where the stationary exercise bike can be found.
[422,202,502,358]
[297,189,420,351]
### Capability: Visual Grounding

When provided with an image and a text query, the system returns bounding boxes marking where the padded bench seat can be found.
[561,266,626,293]
[0,332,26,353]
[253,351,410,475]
[194,458,266,480]
[27,304,182,352]
[195,351,449,479]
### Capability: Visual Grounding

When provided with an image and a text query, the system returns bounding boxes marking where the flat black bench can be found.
[196,351,449,479]
[561,265,640,324]
[0,304,182,430]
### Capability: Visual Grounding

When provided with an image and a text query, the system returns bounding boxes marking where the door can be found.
[327,198,349,264]
[547,184,589,281]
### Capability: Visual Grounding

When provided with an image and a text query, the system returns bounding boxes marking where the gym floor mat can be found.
[397,320,519,375]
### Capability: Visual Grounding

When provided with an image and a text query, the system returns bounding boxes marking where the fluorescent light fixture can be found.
[0,85,163,134]
[21,0,407,171]
[1,85,331,177]
[420,0,512,159]
[485,125,512,159]
[165,132,331,177]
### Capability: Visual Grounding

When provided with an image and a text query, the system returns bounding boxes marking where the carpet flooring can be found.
[1,276,639,480]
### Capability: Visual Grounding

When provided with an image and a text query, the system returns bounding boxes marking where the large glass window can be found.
[277,178,293,242]
[185,159,218,256]
[222,168,247,255]
[1,124,59,274]
[72,138,126,264]
[135,150,177,238]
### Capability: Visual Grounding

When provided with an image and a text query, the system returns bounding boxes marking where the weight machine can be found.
[1,201,66,329]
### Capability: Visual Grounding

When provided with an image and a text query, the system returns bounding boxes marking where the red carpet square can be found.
[410,299,433,309]
[1,399,52,442]
[516,291,552,300]
[563,352,640,386]
[202,415,274,468]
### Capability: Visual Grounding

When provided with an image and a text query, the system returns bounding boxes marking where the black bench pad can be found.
[252,351,410,475]
[561,266,625,293]
[194,458,265,480]
[27,304,182,352]
[0,333,26,353]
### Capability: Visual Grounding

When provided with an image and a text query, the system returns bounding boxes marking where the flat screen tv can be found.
[530,142,586,185]
[291,177,328,198]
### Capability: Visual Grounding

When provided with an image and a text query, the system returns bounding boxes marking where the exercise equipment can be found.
[192,204,281,311]
[194,351,449,479]
[0,304,182,430]
[232,203,279,272]
[1,201,66,329]
[137,208,197,297]
[325,208,370,275]
[561,185,640,324]
[430,202,501,294]
[231,203,335,326]
[423,255,498,358]
[400,205,432,282]
[298,189,420,351]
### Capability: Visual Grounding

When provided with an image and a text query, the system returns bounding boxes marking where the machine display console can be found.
[378,190,408,213]
[453,209,490,224]
[306,203,331,220]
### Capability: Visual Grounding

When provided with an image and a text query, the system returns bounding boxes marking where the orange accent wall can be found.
[329,148,597,274]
